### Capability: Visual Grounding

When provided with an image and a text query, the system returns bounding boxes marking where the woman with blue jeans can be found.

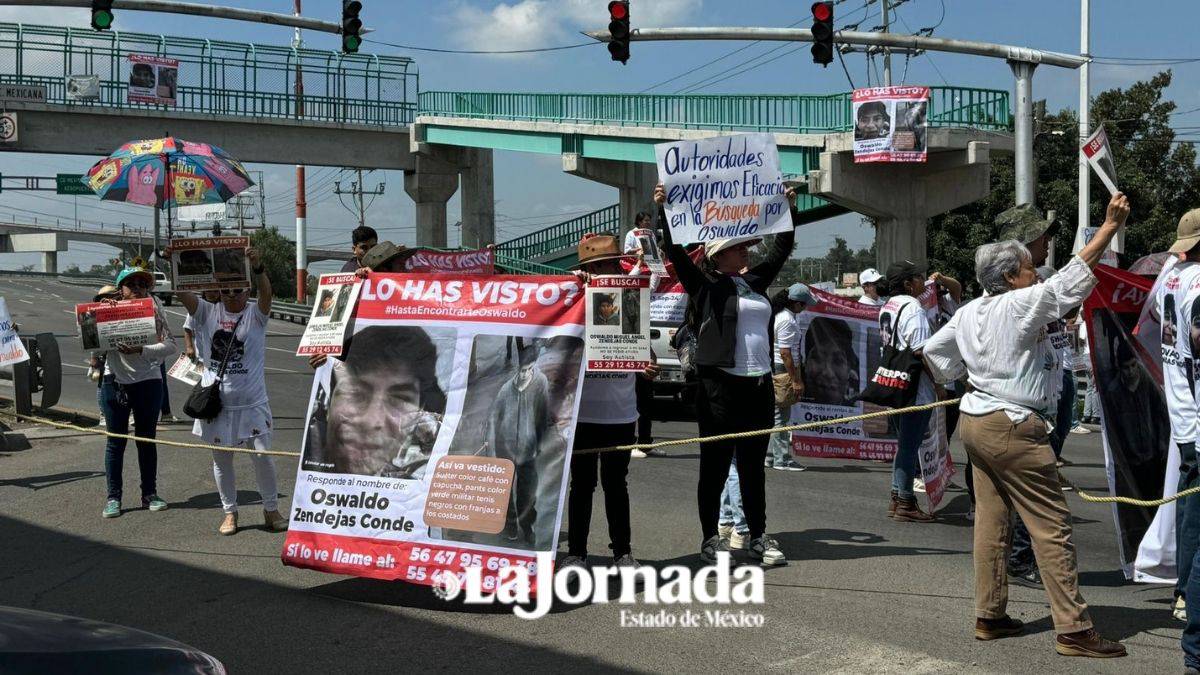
[768,285,812,471]
[878,261,937,522]
[93,267,179,519]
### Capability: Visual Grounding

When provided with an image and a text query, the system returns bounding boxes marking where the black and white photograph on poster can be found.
[169,236,251,291]
[585,275,650,371]
[128,54,179,106]
[852,86,930,163]
[297,273,362,357]
[631,229,668,276]
[438,334,585,552]
[300,325,457,480]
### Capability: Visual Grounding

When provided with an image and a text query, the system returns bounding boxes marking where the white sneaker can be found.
[1176,596,1188,622]
[729,530,748,550]
[749,535,786,566]
[1069,425,1091,435]
[631,449,648,459]
[913,478,926,493]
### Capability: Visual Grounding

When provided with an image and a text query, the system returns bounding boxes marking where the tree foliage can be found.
[927,70,1200,295]
[250,226,298,300]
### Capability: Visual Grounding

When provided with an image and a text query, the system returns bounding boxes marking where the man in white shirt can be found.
[922,193,1130,657]
[858,267,887,306]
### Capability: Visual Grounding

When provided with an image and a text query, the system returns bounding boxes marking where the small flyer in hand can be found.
[585,274,651,372]
[75,298,156,353]
[297,273,362,357]
[167,352,205,385]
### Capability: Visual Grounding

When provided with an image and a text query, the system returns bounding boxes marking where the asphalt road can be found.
[0,277,1187,673]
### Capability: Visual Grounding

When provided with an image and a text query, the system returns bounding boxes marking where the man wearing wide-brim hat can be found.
[359,240,412,273]
[996,203,1059,267]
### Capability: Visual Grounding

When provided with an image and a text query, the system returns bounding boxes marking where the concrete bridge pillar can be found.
[404,168,459,248]
[562,154,657,235]
[807,141,992,269]
[460,148,495,247]
[42,251,57,274]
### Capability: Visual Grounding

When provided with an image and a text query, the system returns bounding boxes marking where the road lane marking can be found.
[17,299,33,304]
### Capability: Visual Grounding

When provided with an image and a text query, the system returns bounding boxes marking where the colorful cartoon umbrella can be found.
[82,137,254,211]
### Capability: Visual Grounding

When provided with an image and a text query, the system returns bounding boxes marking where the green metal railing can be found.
[495,205,622,263]
[0,23,417,126]
[419,87,1011,133]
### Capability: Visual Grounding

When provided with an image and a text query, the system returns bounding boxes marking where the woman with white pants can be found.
[180,247,286,535]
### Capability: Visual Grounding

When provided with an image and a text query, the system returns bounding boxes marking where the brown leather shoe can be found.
[1055,628,1127,658]
[218,512,238,536]
[893,497,935,522]
[975,615,1024,640]
[888,491,899,518]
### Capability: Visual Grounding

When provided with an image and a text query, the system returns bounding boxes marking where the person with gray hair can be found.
[922,192,1130,657]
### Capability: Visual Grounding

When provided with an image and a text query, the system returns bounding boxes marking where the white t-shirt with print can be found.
[1157,261,1200,445]
[879,294,935,405]
[191,300,269,409]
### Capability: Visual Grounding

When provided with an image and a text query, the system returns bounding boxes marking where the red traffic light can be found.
[811,2,832,22]
[608,1,628,20]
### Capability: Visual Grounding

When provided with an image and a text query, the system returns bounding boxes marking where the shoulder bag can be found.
[858,304,925,409]
[183,315,243,421]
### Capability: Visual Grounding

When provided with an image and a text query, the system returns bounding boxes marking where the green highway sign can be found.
[56,174,91,195]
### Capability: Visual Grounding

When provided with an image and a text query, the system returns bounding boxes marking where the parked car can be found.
[153,271,174,306]
[650,319,693,401]
[0,605,225,674]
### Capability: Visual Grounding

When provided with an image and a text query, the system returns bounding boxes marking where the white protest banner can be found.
[789,287,951,509]
[852,86,930,163]
[585,275,650,372]
[655,133,790,245]
[167,353,205,385]
[403,247,495,275]
[0,298,29,366]
[128,54,178,106]
[284,273,586,594]
[170,236,251,292]
[1076,126,1124,256]
[297,274,362,357]
[75,298,157,353]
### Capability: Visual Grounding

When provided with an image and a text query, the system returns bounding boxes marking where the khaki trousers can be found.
[960,410,1092,634]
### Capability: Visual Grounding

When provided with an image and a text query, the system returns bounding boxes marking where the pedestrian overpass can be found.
[0,21,1014,270]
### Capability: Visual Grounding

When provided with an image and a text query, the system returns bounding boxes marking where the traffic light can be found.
[608,1,630,64]
[90,0,114,31]
[341,0,363,54]
[810,2,834,67]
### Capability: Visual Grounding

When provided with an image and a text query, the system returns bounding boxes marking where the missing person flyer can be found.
[167,352,205,385]
[283,273,587,593]
[75,298,157,353]
[170,236,251,292]
[297,274,362,357]
[585,275,650,372]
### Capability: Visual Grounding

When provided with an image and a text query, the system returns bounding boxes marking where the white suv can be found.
[153,271,174,306]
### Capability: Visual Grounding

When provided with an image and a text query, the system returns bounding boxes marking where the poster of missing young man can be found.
[127,54,178,106]
[852,86,930,163]
[789,286,953,509]
[585,275,650,371]
[169,236,251,291]
[284,273,586,591]
[297,274,361,357]
[74,298,157,353]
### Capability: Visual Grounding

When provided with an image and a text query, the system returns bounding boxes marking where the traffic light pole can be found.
[1010,60,1037,208]
[1078,0,1090,243]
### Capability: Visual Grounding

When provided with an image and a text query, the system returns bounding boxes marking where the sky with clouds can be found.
[0,0,1197,273]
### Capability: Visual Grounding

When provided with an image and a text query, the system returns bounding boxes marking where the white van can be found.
[153,271,173,305]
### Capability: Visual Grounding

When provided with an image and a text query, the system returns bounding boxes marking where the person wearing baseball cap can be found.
[996,203,1060,267]
[653,180,802,567]
[858,267,886,306]
[767,282,813,472]
[923,192,1130,656]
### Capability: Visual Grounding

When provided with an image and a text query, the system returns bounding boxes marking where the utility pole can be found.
[1010,60,1037,207]
[335,169,386,228]
[1078,0,1090,244]
[293,0,307,302]
[255,170,266,230]
[881,0,891,86]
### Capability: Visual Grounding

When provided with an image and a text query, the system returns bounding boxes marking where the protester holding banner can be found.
[768,284,812,471]
[858,268,887,307]
[96,267,178,519]
[879,261,937,523]
[562,233,660,569]
[341,225,378,273]
[179,248,287,536]
[923,192,1130,657]
[654,182,798,566]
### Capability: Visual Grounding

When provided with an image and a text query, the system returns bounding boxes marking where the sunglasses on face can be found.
[124,279,150,290]
[220,288,248,297]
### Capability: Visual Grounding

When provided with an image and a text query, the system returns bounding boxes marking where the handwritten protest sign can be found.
[0,298,28,366]
[297,274,361,357]
[586,275,650,372]
[170,236,251,291]
[655,133,790,245]
[75,298,156,353]
[284,274,586,594]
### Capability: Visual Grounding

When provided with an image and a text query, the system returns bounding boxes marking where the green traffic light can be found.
[92,10,113,30]
[343,34,361,53]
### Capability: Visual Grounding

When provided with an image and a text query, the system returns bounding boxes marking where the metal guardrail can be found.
[495,205,622,263]
[0,22,418,126]
[418,87,1011,133]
